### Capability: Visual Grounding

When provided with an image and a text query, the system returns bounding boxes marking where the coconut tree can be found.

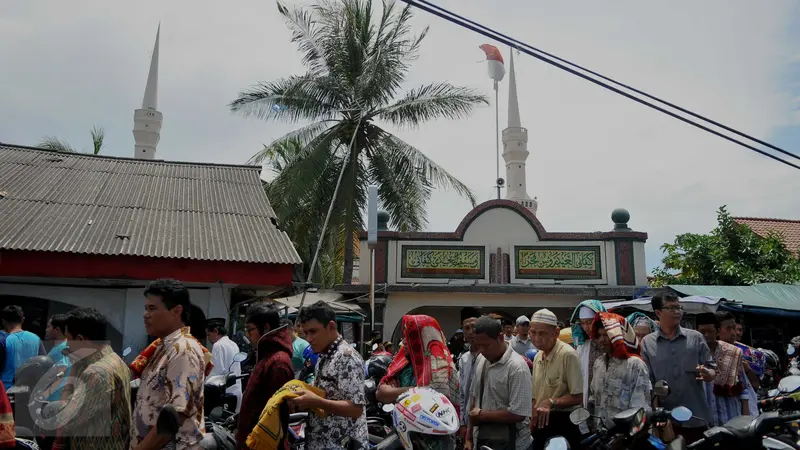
[39,126,106,155]
[230,0,488,283]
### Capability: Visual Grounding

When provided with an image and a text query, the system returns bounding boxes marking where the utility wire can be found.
[400,0,800,171]
[415,0,800,164]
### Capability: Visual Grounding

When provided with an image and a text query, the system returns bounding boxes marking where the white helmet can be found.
[392,387,459,450]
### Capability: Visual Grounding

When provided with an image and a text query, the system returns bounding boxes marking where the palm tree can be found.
[39,125,105,155]
[230,0,488,283]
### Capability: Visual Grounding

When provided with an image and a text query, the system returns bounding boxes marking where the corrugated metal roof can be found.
[0,144,302,264]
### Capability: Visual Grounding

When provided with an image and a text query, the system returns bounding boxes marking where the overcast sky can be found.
[1,0,799,274]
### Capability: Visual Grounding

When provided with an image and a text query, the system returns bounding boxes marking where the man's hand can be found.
[533,399,552,429]
[469,407,482,426]
[290,389,321,411]
[464,439,473,450]
[697,364,715,382]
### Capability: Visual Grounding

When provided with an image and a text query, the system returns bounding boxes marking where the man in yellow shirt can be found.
[529,309,583,450]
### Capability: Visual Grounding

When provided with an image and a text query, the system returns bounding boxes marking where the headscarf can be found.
[0,382,14,449]
[130,327,214,379]
[591,312,640,360]
[570,300,607,346]
[625,312,658,333]
[381,315,457,399]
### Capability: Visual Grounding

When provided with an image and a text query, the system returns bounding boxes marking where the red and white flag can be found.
[479,44,506,82]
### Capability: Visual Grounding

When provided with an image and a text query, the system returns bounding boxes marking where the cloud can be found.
[1,0,799,274]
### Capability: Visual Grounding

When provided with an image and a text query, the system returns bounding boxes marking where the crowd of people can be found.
[0,284,791,450]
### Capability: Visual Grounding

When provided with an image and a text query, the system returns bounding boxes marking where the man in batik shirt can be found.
[132,279,213,450]
[291,301,368,449]
[50,307,131,450]
[588,313,651,429]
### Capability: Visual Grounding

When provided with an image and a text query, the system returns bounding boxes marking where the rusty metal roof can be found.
[0,143,302,264]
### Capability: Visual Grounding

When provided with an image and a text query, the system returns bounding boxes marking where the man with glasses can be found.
[641,295,715,444]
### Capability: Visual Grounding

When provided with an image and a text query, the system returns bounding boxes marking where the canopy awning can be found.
[602,295,728,314]
[669,283,800,311]
[272,290,365,316]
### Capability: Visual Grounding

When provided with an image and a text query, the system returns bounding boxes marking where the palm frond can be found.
[368,142,430,231]
[276,1,331,77]
[90,126,105,155]
[251,120,336,167]
[229,75,343,122]
[377,82,489,128]
[377,129,477,206]
[38,137,76,153]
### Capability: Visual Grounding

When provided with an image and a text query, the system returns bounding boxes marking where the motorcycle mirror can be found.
[364,379,375,390]
[654,380,670,397]
[670,406,692,422]
[233,352,247,363]
[788,344,796,356]
[768,389,780,397]
[122,347,132,357]
[778,375,800,394]
[544,436,569,450]
[156,404,181,437]
[382,404,395,413]
[569,408,591,425]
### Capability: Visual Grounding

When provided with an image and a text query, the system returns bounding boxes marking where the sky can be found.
[1,0,799,274]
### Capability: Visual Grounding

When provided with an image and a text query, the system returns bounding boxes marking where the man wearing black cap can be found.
[206,318,243,412]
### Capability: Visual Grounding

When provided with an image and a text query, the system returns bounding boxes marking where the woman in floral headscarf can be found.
[376,315,459,407]
[569,300,607,408]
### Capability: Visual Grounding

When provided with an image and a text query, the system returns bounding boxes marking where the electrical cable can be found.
[414,0,800,164]
[400,0,800,171]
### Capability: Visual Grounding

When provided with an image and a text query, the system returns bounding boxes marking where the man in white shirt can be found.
[509,316,536,355]
[206,318,243,412]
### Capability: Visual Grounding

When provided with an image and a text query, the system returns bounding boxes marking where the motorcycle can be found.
[687,375,800,449]
[568,380,693,450]
[204,351,248,419]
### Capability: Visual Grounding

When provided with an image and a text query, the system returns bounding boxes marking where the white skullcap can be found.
[531,309,558,327]
[516,315,531,325]
[578,306,597,320]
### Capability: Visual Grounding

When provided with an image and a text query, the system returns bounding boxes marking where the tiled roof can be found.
[734,216,800,253]
[0,143,302,264]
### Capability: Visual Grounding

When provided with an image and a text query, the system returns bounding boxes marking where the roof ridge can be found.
[0,198,276,219]
[0,142,262,170]
[733,216,800,224]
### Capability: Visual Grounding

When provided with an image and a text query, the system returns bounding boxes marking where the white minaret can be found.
[133,24,162,160]
[502,50,538,215]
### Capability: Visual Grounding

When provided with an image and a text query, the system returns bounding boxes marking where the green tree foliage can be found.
[651,206,800,286]
[230,0,487,283]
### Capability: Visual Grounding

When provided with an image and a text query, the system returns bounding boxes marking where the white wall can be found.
[0,278,234,352]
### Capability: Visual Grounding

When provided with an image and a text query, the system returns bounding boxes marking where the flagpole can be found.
[494,79,500,200]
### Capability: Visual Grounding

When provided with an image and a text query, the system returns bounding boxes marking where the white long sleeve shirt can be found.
[210,335,243,412]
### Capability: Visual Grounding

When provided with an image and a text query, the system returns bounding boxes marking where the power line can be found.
[401,0,800,172]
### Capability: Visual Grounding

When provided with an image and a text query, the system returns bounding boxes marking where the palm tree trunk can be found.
[342,146,358,284]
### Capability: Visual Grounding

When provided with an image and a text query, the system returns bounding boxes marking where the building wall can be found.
[0,278,231,351]
[360,207,645,287]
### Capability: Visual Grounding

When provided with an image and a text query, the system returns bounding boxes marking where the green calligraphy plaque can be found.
[401,245,485,279]
[514,246,602,280]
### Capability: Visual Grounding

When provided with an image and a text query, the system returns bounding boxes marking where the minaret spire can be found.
[507,51,521,128]
[501,48,537,214]
[142,23,159,110]
[133,24,163,160]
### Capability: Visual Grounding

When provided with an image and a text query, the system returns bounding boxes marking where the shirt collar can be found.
[657,325,686,341]
[489,342,514,367]
[320,336,343,359]
[541,339,563,363]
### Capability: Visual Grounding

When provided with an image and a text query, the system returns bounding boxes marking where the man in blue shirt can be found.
[0,305,45,389]
[44,314,71,401]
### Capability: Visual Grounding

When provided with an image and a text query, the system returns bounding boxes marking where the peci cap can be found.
[531,309,558,327]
